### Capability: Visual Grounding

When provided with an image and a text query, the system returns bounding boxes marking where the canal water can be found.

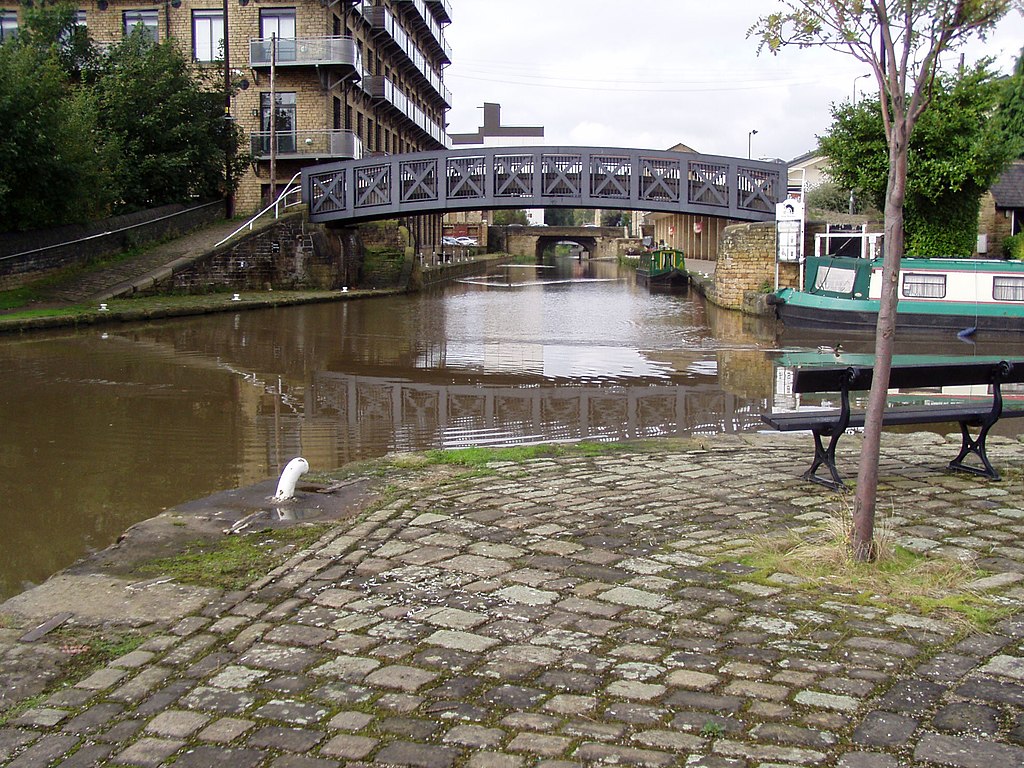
[1,256,1017,601]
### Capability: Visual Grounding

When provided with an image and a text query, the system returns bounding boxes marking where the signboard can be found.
[776,199,804,263]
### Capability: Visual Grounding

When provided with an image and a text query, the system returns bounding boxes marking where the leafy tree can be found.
[0,13,107,230]
[492,209,529,225]
[805,180,871,214]
[820,64,1018,256]
[601,210,631,227]
[93,30,243,212]
[751,1,1019,561]
[17,1,96,82]
[992,47,1024,158]
[543,208,574,226]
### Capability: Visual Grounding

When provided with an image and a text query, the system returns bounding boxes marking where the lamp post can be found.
[852,73,871,106]
[747,129,758,160]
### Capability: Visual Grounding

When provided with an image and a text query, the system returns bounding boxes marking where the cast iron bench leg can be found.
[804,429,847,491]
[948,420,1000,480]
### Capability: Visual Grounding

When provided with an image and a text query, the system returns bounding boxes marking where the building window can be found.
[192,10,224,62]
[260,9,296,61]
[123,10,158,42]
[0,10,19,42]
[260,92,296,153]
[993,276,1024,302]
[902,272,946,299]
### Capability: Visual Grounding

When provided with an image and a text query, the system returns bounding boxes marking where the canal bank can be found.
[2,430,1024,766]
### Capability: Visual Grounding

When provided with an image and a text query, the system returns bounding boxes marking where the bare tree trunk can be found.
[851,123,908,561]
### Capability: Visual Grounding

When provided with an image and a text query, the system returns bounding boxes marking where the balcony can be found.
[250,130,363,161]
[425,0,452,24]
[393,0,451,63]
[362,76,448,147]
[249,36,361,72]
[366,6,451,106]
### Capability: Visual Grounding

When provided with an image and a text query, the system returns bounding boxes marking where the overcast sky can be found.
[443,2,1024,162]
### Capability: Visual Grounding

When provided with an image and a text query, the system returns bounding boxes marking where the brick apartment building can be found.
[0,0,451,248]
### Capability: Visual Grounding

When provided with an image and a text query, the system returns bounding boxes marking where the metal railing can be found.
[250,129,363,160]
[249,36,361,69]
[215,172,304,248]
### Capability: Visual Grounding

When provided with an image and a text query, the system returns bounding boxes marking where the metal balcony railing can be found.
[249,36,361,70]
[393,0,451,62]
[366,5,451,105]
[425,0,452,24]
[362,76,448,147]
[250,130,363,160]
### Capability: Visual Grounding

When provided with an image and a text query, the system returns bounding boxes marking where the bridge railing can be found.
[302,146,784,225]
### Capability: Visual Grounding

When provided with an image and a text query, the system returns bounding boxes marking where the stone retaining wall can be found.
[0,202,224,291]
[707,221,804,314]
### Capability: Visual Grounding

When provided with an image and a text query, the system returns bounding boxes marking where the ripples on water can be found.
[0,257,784,599]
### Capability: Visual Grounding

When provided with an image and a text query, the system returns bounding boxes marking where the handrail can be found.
[215,172,303,248]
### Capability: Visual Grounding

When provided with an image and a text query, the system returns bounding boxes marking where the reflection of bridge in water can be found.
[302,372,769,456]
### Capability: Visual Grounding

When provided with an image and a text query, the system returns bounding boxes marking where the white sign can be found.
[776,198,805,263]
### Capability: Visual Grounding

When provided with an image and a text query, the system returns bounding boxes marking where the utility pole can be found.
[222,0,233,217]
[269,33,277,203]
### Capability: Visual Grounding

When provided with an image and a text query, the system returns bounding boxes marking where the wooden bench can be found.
[761,360,1024,490]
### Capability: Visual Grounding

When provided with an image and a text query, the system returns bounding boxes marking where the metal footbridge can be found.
[301,145,784,224]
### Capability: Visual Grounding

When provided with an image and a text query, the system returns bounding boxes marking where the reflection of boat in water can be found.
[771,256,1024,336]
[637,248,688,290]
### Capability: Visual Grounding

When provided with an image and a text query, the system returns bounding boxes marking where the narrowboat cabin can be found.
[637,248,687,290]
[772,256,1024,336]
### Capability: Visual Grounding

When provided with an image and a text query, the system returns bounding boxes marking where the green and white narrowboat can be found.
[772,256,1024,336]
[636,247,687,289]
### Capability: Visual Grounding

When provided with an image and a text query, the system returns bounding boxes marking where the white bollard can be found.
[272,457,309,501]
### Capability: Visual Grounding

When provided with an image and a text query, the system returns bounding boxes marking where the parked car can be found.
[455,236,478,246]
[441,236,459,246]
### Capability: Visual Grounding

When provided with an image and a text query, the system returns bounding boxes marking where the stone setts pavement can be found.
[2,431,1024,767]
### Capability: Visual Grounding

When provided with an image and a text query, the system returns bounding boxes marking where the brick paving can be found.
[2,431,1024,767]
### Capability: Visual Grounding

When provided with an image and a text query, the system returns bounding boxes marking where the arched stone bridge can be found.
[301,145,784,224]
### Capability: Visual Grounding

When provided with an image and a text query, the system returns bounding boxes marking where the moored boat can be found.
[636,247,687,289]
[772,255,1024,336]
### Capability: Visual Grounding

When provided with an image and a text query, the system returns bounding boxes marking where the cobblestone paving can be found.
[3,432,1024,767]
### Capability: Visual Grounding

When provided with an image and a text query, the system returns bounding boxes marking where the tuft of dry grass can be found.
[734,504,1012,632]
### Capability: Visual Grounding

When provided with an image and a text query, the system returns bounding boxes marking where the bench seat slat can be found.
[762,406,1024,432]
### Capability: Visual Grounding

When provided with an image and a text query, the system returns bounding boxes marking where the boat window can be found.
[993,276,1024,302]
[814,266,856,294]
[902,272,946,299]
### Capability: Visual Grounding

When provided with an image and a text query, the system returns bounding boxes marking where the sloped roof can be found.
[991,161,1024,208]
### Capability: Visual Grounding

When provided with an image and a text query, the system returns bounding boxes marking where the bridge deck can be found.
[302,145,784,225]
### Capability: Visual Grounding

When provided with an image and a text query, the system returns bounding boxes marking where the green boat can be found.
[771,255,1024,336]
[636,248,687,289]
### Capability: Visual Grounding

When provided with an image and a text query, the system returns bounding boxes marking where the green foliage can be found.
[94,31,238,212]
[1005,232,1024,259]
[421,442,624,467]
[819,64,1018,256]
[0,5,244,232]
[0,35,107,229]
[601,210,630,227]
[492,209,529,226]
[993,47,1024,159]
[136,526,328,591]
[805,181,861,214]
[905,191,980,256]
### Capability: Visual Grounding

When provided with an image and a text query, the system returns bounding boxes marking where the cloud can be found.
[444,1,1024,162]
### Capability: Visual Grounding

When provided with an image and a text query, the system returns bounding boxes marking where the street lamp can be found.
[852,73,871,106]
[748,129,758,160]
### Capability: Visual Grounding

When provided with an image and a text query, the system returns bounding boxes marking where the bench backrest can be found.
[792,359,1024,395]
